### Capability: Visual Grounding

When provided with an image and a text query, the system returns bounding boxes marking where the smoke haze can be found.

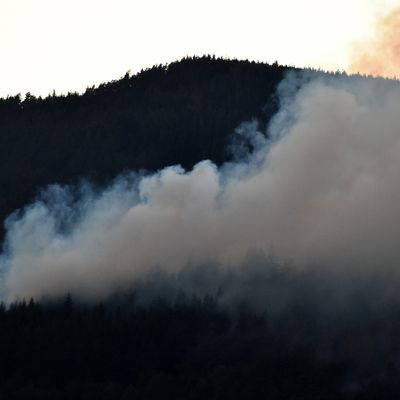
[2,72,400,303]
[349,6,400,78]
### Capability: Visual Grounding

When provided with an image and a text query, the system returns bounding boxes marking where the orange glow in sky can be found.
[349,6,400,78]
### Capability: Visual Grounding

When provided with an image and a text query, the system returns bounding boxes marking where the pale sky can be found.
[0,0,398,98]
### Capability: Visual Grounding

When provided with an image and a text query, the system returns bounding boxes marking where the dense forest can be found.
[0,295,343,400]
[0,56,287,238]
[2,265,400,400]
[1,57,397,399]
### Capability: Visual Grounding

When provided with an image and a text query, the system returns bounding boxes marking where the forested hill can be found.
[0,56,287,235]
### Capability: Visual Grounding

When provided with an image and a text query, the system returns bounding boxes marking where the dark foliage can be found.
[0,293,399,400]
[0,56,286,239]
[1,57,392,399]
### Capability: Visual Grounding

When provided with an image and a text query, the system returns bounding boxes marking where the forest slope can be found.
[0,57,287,235]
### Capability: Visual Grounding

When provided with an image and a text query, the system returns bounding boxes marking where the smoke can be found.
[2,72,400,303]
[349,6,400,78]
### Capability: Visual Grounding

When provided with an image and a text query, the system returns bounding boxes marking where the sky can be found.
[0,0,398,98]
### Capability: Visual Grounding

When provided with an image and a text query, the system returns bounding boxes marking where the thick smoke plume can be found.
[349,6,400,78]
[2,72,400,303]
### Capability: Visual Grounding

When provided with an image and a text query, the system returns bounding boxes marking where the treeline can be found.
[0,56,286,238]
[0,292,399,400]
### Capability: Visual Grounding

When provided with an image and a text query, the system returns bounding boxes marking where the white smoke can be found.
[2,72,400,302]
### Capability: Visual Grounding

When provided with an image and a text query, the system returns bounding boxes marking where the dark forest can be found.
[0,57,396,399]
[0,56,286,238]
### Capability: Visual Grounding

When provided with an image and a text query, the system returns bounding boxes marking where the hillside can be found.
[3,57,400,399]
[0,56,287,236]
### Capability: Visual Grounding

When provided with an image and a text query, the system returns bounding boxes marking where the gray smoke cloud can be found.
[2,72,400,303]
